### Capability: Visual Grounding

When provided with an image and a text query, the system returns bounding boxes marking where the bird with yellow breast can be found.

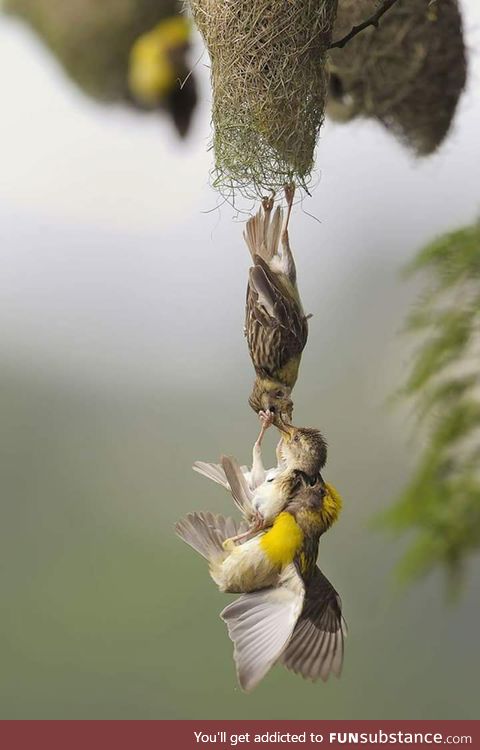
[176,475,345,690]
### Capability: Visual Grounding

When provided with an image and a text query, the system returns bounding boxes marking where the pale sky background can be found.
[0,1,479,392]
[1,1,480,720]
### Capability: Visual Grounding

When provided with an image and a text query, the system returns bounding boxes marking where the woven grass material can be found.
[327,0,467,155]
[190,0,338,199]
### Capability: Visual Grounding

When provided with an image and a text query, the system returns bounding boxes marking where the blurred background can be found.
[1,0,479,720]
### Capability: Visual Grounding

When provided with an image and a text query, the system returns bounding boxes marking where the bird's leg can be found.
[222,516,266,549]
[250,410,274,489]
[223,412,274,548]
[282,184,296,283]
[276,438,287,469]
[284,183,295,232]
[261,191,275,247]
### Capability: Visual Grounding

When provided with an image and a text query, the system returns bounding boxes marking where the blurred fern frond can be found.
[380,222,480,592]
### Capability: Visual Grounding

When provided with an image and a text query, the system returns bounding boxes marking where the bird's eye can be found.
[275,390,285,398]
[269,406,276,414]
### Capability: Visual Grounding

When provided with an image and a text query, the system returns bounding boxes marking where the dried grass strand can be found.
[189,0,338,199]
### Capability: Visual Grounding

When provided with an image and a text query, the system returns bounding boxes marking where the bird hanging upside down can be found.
[244,185,310,423]
[193,410,330,542]
[176,470,345,691]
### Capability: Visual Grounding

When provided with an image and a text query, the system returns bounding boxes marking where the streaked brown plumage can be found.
[278,422,328,481]
[244,186,309,422]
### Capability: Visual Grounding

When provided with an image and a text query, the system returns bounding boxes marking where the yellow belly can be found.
[276,356,301,388]
[210,537,279,593]
[210,513,304,594]
[260,512,304,566]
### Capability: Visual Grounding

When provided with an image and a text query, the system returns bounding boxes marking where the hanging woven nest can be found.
[3,0,197,136]
[327,0,467,155]
[189,0,338,199]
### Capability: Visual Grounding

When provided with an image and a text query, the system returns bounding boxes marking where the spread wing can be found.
[280,566,346,682]
[221,564,305,692]
[246,256,308,379]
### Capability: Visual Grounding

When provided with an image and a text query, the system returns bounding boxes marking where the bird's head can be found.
[249,378,293,424]
[287,478,342,534]
[277,423,327,480]
[128,16,196,136]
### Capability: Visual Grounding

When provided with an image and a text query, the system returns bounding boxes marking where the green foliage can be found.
[381,223,480,592]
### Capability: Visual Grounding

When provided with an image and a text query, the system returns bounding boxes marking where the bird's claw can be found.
[258,410,274,429]
[284,183,295,209]
[222,538,237,552]
[223,514,265,550]
[262,191,275,215]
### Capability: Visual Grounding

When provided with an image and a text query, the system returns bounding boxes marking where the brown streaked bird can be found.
[244,185,309,423]
[277,421,328,482]
[193,413,328,542]
[176,478,345,691]
[222,420,329,544]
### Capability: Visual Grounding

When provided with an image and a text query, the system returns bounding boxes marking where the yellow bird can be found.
[175,478,345,690]
[4,1,198,138]
[128,16,196,137]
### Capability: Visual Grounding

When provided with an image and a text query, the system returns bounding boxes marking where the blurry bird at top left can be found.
[3,0,198,137]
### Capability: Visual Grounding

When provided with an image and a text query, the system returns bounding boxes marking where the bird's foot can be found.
[252,511,266,531]
[284,183,295,209]
[262,191,275,216]
[258,410,274,429]
[223,515,266,549]
[283,183,295,232]
[256,410,274,446]
[223,528,255,548]
[222,537,238,552]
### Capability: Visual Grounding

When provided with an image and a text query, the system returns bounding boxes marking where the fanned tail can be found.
[221,455,254,521]
[192,461,229,489]
[175,512,246,562]
[244,203,282,264]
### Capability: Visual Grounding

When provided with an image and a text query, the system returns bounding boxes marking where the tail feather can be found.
[221,455,254,520]
[266,206,282,261]
[244,205,283,263]
[192,461,229,489]
[175,512,246,562]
